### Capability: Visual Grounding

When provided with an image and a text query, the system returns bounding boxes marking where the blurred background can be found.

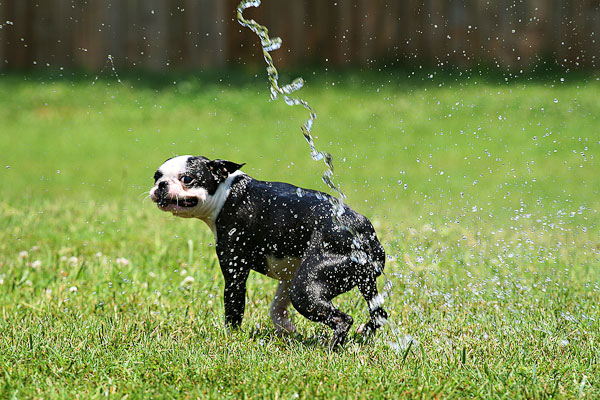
[1,0,599,71]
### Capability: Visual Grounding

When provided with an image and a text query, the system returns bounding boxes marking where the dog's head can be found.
[150,155,245,218]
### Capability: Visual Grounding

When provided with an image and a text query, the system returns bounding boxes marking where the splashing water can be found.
[92,55,122,85]
[236,0,414,351]
[236,1,345,214]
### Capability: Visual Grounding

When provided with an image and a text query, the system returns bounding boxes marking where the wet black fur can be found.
[157,157,388,349]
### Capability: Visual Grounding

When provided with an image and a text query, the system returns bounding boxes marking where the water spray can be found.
[236,1,346,217]
[236,0,413,351]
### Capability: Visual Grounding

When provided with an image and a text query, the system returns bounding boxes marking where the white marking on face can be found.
[150,155,245,241]
[149,155,193,202]
[160,155,193,177]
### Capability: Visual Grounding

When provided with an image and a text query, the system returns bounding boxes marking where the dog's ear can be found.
[208,159,245,181]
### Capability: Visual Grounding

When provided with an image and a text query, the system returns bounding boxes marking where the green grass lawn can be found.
[1,68,599,398]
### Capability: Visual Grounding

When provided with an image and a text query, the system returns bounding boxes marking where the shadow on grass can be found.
[246,325,377,351]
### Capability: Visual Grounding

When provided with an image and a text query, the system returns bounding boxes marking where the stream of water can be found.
[236,0,413,351]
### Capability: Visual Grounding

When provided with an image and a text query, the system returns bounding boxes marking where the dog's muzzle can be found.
[153,182,199,209]
[156,196,199,208]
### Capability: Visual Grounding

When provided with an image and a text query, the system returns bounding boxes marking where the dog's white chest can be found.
[266,256,301,281]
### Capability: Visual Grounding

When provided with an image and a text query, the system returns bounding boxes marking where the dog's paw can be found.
[274,320,297,336]
[356,323,367,335]
[271,308,297,335]
[356,323,375,336]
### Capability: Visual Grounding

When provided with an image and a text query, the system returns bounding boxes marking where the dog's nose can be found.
[158,181,168,191]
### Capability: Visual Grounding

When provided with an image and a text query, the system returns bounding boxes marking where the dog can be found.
[150,155,388,348]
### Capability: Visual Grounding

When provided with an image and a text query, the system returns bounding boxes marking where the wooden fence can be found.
[1,0,599,71]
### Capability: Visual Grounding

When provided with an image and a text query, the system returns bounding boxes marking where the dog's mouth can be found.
[156,196,199,209]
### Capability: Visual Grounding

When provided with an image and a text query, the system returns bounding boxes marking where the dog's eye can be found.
[180,175,194,185]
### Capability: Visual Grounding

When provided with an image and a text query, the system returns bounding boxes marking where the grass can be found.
[0,67,599,398]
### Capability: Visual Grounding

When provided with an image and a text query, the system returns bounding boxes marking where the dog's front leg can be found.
[223,272,249,330]
[217,242,251,331]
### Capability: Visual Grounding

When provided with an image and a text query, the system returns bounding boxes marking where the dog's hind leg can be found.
[288,251,356,350]
[356,273,388,336]
[289,280,353,349]
[270,280,296,335]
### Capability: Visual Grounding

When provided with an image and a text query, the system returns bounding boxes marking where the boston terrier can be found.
[150,155,388,348]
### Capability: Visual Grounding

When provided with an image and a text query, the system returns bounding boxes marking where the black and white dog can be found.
[150,155,387,348]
